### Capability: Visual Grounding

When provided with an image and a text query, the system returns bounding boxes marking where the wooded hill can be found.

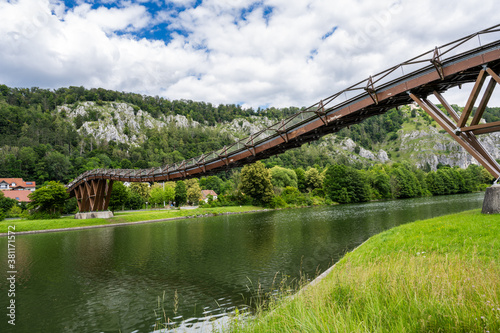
[1,84,500,185]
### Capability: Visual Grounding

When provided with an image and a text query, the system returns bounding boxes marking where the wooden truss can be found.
[73,179,114,212]
[409,67,500,178]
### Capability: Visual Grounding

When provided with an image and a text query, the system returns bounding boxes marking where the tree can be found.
[186,179,202,204]
[0,191,16,220]
[44,151,72,182]
[323,164,370,204]
[199,176,223,194]
[240,161,274,204]
[305,167,324,190]
[28,181,68,216]
[126,192,144,210]
[294,168,307,192]
[164,183,176,204]
[149,183,165,208]
[174,180,187,206]
[390,164,421,199]
[129,183,150,202]
[109,182,129,212]
[270,166,298,188]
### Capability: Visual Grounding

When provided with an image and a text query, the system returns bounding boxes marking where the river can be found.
[0,192,485,332]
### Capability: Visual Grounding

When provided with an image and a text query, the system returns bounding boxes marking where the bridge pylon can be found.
[410,67,500,213]
[409,67,500,179]
[73,179,114,213]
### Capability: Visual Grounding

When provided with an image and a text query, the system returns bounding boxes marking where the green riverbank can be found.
[229,209,500,332]
[0,206,265,234]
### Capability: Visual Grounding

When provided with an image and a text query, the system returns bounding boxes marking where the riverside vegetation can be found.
[0,84,497,220]
[225,209,500,333]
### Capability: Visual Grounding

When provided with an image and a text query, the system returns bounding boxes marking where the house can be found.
[0,178,36,191]
[201,190,218,203]
[0,178,36,203]
[1,190,31,203]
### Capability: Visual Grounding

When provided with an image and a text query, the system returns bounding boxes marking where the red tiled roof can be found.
[201,190,218,199]
[1,190,31,202]
[0,178,36,189]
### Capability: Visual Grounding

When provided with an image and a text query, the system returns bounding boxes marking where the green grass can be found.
[229,209,500,333]
[0,206,264,233]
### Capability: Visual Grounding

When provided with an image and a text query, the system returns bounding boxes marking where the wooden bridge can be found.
[67,25,500,213]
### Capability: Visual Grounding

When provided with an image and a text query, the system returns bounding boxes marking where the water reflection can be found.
[0,192,484,332]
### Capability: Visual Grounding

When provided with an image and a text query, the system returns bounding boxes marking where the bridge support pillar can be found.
[482,185,500,214]
[73,179,114,213]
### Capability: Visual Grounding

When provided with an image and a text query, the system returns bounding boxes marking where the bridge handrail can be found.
[67,24,500,190]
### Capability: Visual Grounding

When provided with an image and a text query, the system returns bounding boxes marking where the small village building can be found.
[1,190,31,203]
[0,178,36,203]
[0,178,36,191]
[201,190,218,203]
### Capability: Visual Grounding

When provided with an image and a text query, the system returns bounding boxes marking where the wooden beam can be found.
[486,68,500,84]
[457,69,487,128]
[471,77,497,125]
[410,93,500,178]
[472,125,500,135]
[433,91,460,122]
[461,120,500,133]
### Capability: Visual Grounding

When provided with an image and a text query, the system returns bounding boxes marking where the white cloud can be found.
[0,0,499,109]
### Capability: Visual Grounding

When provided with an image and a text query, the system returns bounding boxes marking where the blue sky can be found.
[0,0,499,109]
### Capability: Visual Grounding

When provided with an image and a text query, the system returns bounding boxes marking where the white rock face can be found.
[164,114,200,128]
[225,116,274,135]
[401,127,500,171]
[377,150,389,163]
[359,147,375,160]
[57,101,170,145]
[341,138,356,152]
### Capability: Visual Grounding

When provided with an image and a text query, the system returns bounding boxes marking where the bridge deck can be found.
[67,26,500,194]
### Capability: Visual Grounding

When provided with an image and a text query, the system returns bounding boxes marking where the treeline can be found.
[0,83,409,185]
[0,85,298,125]
[103,162,493,214]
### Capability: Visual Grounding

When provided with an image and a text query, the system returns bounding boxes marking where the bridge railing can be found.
[67,24,500,190]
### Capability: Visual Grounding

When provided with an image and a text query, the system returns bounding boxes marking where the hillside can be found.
[1,85,500,184]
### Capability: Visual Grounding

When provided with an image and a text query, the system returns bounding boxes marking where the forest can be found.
[0,84,496,218]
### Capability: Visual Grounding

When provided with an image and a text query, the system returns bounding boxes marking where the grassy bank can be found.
[0,206,264,233]
[230,209,500,332]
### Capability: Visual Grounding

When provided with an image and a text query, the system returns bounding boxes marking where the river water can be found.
[0,192,485,332]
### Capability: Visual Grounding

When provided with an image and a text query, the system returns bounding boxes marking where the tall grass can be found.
[229,210,500,332]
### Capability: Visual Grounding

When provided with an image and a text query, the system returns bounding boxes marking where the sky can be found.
[0,0,499,110]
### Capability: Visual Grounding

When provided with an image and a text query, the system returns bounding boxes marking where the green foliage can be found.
[280,186,303,205]
[294,168,307,192]
[7,205,22,218]
[126,192,144,210]
[337,108,404,148]
[323,164,370,203]
[27,181,68,216]
[270,166,298,188]
[174,181,187,206]
[109,182,129,212]
[129,183,150,201]
[390,163,422,199]
[269,195,287,209]
[304,167,323,191]
[240,161,274,205]
[186,179,202,204]
[199,176,224,194]
[0,191,17,213]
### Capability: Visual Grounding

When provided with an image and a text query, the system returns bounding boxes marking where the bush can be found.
[27,212,62,220]
[269,196,287,209]
[7,205,22,218]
